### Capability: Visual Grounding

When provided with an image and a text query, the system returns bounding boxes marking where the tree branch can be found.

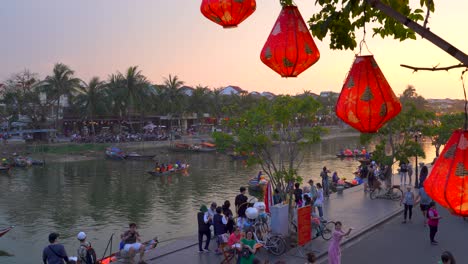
[367,0,468,66]
[400,63,467,72]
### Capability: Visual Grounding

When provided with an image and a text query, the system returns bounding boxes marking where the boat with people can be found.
[336,147,371,159]
[248,171,268,191]
[147,162,189,176]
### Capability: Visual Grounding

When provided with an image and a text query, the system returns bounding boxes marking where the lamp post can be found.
[414,131,422,188]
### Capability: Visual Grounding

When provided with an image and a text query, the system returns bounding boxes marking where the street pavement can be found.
[141,181,405,264]
[333,204,468,264]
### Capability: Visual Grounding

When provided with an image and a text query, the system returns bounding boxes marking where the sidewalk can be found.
[137,177,405,264]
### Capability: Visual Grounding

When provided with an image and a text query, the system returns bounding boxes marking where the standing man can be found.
[407,163,413,185]
[320,167,330,197]
[76,232,96,264]
[42,232,69,264]
[235,187,248,229]
[308,180,318,213]
[197,205,211,253]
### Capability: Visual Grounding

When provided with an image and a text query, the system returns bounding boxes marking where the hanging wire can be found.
[462,68,468,130]
[358,2,372,56]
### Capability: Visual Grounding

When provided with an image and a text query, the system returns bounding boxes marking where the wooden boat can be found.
[248,177,268,191]
[147,165,189,176]
[336,153,368,158]
[105,147,126,160]
[0,226,14,237]
[357,158,371,165]
[0,166,11,173]
[124,153,155,160]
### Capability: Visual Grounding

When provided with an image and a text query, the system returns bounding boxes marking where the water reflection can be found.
[0,137,436,263]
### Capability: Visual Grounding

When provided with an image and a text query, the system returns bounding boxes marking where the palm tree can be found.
[119,66,151,132]
[189,85,211,124]
[161,75,186,128]
[41,63,81,131]
[74,77,108,136]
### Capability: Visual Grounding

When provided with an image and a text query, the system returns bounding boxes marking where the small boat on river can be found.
[105,147,126,160]
[169,142,216,153]
[147,165,189,176]
[248,172,268,191]
[125,152,156,160]
[0,166,11,173]
[0,226,14,238]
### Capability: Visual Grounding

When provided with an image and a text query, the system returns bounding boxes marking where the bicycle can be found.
[311,219,335,240]
[291,218,335,241]
[252,220,287,256]
[370,183,403,201]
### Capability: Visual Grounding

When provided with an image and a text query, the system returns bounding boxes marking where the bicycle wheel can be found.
[369,189,379,200]
[321,221,335,241]
[391,187,403,201]
[266,235,287,256]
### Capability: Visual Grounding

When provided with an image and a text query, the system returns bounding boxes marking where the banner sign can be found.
[297,205,311,246]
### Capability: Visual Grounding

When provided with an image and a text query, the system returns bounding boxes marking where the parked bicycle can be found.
[370,183,403,201]
[291,217,335,241]
[252,221,287,256]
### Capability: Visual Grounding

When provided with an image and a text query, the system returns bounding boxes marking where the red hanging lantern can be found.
[260,5,320,77]
[200,0,256,28]
[335,55,401,133]
[425,129,468,216]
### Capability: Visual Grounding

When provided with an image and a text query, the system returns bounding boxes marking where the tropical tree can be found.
[73,77,109,136]
[361,86,432,167]
[40,63,81,131]
[1,70,54,129]
[117,66,151,132]
[424,113,465,157]
[160,74,186,127]
[187,85,212,125]
[215,95,323,232]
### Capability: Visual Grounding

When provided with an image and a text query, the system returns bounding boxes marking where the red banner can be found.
[297,206,311,246]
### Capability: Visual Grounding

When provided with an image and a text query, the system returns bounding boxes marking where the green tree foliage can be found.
[1,70,52,129]
[307,0,434,50]
[73,77,109,135]
[40,63,81,130]
[216,96,323,192]
[361,86,431,165]
[424,113,465,157]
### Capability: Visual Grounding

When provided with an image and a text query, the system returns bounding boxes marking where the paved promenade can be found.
[135,179,404,264]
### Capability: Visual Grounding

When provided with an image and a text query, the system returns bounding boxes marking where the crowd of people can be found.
[42,223,157,264]
[70,130,171,143]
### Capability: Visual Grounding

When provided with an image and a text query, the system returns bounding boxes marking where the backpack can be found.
[80,244,97,264]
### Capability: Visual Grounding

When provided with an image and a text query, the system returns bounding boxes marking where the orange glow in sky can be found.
[1,0,467,99]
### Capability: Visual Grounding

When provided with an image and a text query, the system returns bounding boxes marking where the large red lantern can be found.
[260,5,320,77]
[425,129,468,216]
[200,0,256,28]
[335,55,401,133]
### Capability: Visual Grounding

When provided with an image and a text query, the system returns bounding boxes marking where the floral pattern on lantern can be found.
[424,129,468,216]
[200,0,256,28]
[335,55,401,133]
[260,5,320,77]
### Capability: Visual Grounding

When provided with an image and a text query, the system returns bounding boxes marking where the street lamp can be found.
[413,131,423,188]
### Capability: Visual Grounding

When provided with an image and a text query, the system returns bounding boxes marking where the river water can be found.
[0,137,436,263]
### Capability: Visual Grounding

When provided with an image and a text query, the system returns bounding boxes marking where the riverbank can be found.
[1,127,360,163]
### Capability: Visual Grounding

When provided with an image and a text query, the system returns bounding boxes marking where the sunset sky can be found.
[1,0,467,99]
